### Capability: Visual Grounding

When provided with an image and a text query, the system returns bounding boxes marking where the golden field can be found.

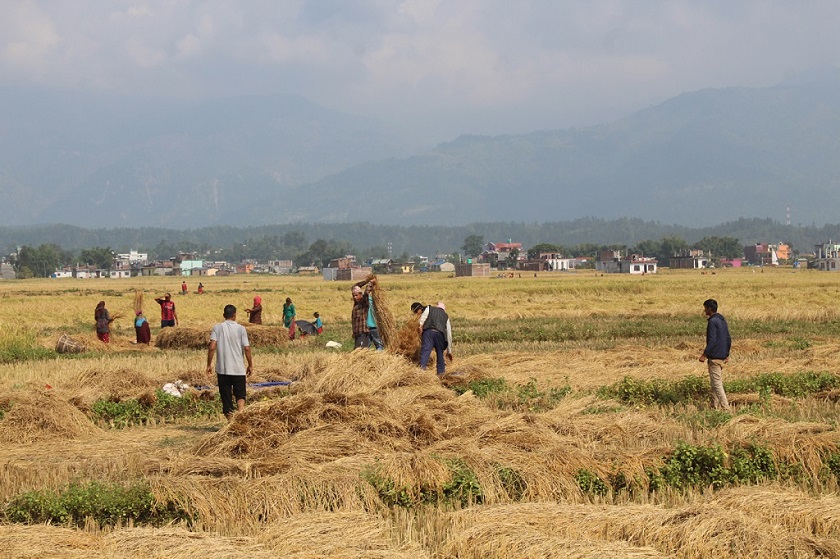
[1,267,839,558]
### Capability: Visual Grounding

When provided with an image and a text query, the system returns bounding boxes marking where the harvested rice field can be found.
[1,267,840,558]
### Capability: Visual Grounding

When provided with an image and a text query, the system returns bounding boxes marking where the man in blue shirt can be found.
[699,298,731,411]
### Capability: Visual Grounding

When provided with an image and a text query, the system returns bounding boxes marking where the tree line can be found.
[10,232,747,279]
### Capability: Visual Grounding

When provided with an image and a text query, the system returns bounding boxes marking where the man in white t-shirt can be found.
[206,304,253,419]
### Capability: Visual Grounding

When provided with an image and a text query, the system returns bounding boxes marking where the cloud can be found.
[0,1,838,141]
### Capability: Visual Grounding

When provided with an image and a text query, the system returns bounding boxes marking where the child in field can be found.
[313,312,324,334]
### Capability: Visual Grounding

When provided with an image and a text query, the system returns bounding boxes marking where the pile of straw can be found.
[133,290,144,314]
[0,389,101,444]
[156,325,287,350]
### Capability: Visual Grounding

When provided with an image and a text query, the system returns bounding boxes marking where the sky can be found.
[1,1,839,145]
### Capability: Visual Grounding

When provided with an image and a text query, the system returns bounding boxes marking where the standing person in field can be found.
[181,281,188,295]
[245,295,263,324]
[350,277,378,348]
[411,301,454,375]
[699,298,731,411]
[198,282,204,294]
[154,293,179,328]
[134,310,151,345]
[206,304,253,420]
[94,301,114,343]
[283,297,296,340]
[313,312,324,334]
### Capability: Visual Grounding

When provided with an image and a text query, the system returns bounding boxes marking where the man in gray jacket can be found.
[699,298,731,411]
[411,301,453,375]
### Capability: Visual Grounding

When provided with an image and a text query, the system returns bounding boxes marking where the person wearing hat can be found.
[134,310,151,345]
[154,293,179,328]
[411,301,453,375]
[351,277,381,349]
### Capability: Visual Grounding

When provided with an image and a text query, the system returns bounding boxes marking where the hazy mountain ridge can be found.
[0,89,412,227]
[272,71,840,227]
[1,69,839,228]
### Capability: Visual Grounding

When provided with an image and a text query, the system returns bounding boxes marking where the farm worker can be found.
[351,276,381,349]
[181,281,188,295]
[198,283,204,294]
[134,310,151,345]
[411,301,453,375]
[206,304,253,420]
[699,298,731,411]
[282,297,296,340]
[154,293,179,328]
[313,312,324,334]
[94,301,114,343]
[245,295,263,324]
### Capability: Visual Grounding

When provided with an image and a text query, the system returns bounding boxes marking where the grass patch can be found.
[601,371,840,407]
[0,326,55,363]
[91,390,221,427]
[2,481,192,527]
[450,377,571,412]
[361,457,484,508]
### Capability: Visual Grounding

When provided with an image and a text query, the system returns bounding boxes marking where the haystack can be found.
[156,325,287,350]
[0,389,100,444]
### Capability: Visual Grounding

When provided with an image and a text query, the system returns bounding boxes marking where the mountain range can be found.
[1,68,838,229]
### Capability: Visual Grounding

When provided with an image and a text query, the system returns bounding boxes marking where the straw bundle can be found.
[133,290,144,314]
[368,274,398,350]
[391,315,421,361]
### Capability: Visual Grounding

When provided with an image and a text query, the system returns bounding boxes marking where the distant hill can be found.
[270,68,840,227]
[0,89,412,228]
[1,68,839,229]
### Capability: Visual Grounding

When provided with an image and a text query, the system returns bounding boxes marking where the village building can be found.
[744,242,790,266]
[455,263,491,277]
[596,250,657,274]
[669,249,709,269]
[813,242,840,271]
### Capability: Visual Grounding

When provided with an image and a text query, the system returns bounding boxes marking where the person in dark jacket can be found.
[411,301,453,375]
[94,301,114,343]
[699,298,731,410]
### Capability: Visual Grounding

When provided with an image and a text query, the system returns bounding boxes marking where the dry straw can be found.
[368,273,398,350]
[0,388,101,444]
[155,325,287,350]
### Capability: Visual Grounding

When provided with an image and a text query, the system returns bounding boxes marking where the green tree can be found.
[506,248,520,269]
[694,236,743,259]
[461,235,484,259]
[77,247,115,270]
[13,244,68,278]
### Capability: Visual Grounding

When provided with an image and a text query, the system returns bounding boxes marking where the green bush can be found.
[654,442,778,490]
[362,457,484,508]
[3,481,191,526]
[92,390,220,427]
[575,469,609,496]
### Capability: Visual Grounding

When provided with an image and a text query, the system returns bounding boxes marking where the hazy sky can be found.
[2,1,838,144]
